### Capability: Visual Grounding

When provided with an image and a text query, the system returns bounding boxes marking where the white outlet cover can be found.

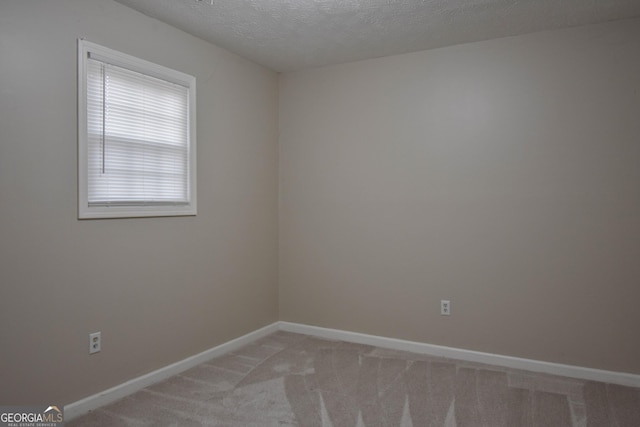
[89,332,101,354]
[441,300,451,316]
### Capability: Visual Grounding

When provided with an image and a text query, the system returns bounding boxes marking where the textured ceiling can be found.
[113,0,640,72]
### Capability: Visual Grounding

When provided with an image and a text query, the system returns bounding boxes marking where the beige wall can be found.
[0,1,279,404]
[279,18,640,374]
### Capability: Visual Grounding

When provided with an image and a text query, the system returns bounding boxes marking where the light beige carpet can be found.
[68,331,640,426]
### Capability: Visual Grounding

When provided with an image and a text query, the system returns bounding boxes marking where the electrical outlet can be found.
[89,332,101,354]
[441,300,451,316]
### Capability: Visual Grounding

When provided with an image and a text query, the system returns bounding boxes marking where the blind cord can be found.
[101,63,106,174]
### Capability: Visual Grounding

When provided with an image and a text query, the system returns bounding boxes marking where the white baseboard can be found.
[65,320,640,421]
[64,322,279,421]
[278,321,640,389]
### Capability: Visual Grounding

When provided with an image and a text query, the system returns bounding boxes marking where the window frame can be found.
[78,39,197,219]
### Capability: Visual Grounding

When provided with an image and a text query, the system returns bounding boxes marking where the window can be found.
[78,40,196,219]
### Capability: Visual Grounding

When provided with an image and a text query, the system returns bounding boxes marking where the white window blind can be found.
[78,40,196,218]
